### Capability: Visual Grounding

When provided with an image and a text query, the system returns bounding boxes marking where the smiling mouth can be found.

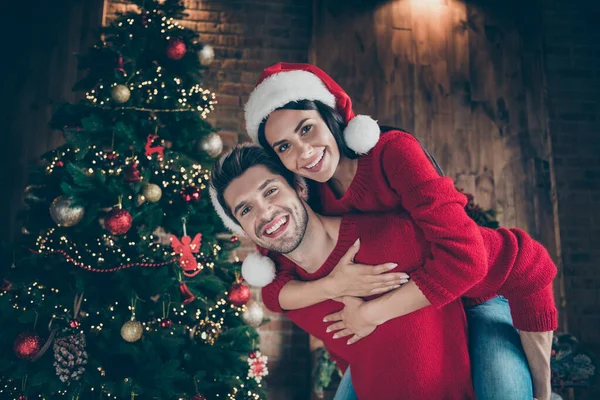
[263,215,289,237]
[303,149,325,171]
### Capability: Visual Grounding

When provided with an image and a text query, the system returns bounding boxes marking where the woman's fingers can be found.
[323,311,342,323]
[347,335,362,345]
[326,322,346,333]
[333,329,353,339]
[370,284,402,295]
[370,263,399,274]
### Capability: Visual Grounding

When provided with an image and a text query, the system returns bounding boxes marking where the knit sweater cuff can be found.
[510,285,558,332]
[410,267,459,308]
[261,272,296,313]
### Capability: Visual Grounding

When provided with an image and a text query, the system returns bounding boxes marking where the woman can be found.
[242,63,536,399]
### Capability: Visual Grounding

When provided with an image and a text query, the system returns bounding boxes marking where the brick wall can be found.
[542,1,600,398]
[104,1,313,398]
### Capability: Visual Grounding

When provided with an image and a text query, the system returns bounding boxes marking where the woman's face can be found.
[263,108,340,183]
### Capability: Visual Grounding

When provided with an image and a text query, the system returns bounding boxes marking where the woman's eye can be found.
[241,206,251,216]
[301,124,313,135]
[278,143,290,153]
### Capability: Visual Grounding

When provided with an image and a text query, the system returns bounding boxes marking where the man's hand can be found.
[323,296,379,344]
[325,239,409,298]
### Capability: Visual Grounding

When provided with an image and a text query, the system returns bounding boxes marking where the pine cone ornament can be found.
[53,333,88,383]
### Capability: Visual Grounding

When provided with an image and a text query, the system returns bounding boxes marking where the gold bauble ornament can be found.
[198,45,215,66]
[142,184,162,203]
[242,300,264,328]
[111,84,131,104]
[193,319,221,345]
[198,133,223,158]
[121,320,143,342]
[49,196,85,227]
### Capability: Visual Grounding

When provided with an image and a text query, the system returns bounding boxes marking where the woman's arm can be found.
[381,132,489,307]
[261,240,408,312]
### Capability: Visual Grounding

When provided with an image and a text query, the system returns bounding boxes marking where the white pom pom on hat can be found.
[241,251,276,287]
[244,62,380,155]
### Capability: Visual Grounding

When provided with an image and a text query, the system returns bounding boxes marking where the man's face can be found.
[223,165,309,254]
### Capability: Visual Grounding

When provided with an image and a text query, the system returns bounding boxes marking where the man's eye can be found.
[301,124,313,135]
[266,188,277,196]
[241,206,251,216]
[278,143,290,153]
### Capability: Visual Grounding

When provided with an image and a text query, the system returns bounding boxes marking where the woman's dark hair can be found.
[257,100,360,161]
[211,144,296,222]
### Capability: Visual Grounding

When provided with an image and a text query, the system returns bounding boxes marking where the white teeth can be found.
[266,216,287,235]
[306,151,324,169]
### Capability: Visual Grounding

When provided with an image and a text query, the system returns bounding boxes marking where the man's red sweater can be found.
[262,130,558,331]
[273,216,474,400]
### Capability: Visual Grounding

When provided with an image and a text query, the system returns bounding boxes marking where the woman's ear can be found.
[294,176,309,201]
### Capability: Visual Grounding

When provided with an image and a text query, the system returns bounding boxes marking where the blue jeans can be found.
[333,296,533,400]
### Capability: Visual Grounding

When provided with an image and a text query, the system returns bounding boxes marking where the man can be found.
[210,144,556,400]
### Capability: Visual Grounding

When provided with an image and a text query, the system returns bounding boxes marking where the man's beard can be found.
[257,200,309,254]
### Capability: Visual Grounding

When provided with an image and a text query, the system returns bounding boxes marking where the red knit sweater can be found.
[262,130,558,331]
[278,216,474,400]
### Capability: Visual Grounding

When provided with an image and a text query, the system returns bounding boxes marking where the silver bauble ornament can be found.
[198,45,214,66]
[111,84,131,104]
[121,320,143,342]
[50,196,85,227]
[199,133,223,158]
[242,300,264,327]
[142,184,162,203]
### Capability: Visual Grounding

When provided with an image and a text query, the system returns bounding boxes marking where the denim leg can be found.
[466,296,533,400]
[333,367,359,400]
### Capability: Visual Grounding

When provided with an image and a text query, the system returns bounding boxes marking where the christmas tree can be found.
[0,1,267,399]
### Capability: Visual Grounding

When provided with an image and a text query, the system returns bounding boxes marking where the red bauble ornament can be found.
[228,281,251,306]
[160,319,173,329]
[106,152,119,161]
[166,39,187,60]
[69,320,81,329]
[13,332,42,360]
[189,395,206,400]
[18,395,28,400]
[179,282,196,305]
[55,161,64,168]
[180,186,201,203]
[124,161,142,182]
[231,236,239,243]
[104,208,133,235]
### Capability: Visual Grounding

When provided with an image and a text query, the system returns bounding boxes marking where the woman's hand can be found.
[323,296,379,344]
[325,239,409,298]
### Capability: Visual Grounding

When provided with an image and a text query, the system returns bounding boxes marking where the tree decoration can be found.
[242,300,264,328]
[104,203,133,236]
[180,186,201,203]
[14,332,42,360]
[160,319,173,329]
[2,278,12,291]
[171,220,203,277]
[228,278,251,307]
[198,44,214,66]
[144,133,165,160]
[179,282,196,305]
[143,183,162,203]
[49,196,85,227]
[53,332,88,383]
[111,84,131,103]
[124,160,142,183]
[166,39,187,60]
[189,395,206,400]
[247,351,269,383]
[121,320,143,343]
[198,133,223,158]
[193,318,221,345]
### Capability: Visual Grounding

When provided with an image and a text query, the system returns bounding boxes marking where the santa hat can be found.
[244,63,380,154]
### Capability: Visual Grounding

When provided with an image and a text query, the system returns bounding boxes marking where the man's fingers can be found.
[323,311,343,322]
[347,335,362,345]
[326,322,346,333]
[333,329,353,339]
